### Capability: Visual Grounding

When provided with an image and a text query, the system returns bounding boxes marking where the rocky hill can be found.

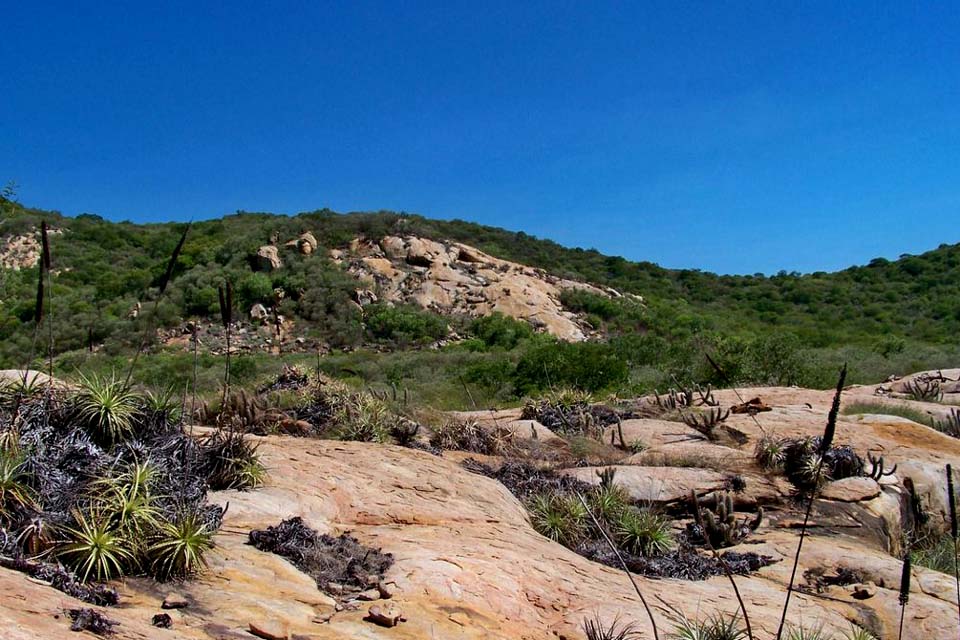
[332,234,638,341]
[3,197,960,365]
[2,370,960,639]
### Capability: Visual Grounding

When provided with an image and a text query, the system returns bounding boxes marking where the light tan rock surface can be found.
[3,384,960,639]
[255,245,283,271]
[0,232,40,271]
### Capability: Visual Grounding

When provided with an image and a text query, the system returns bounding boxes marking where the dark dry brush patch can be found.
[429,419,515,456]
[248,517,393,597]
[257,364,310,394]
[68,607,118,635]
[580,540,775,580]
[462,459,775,581]
[462,458,593,499]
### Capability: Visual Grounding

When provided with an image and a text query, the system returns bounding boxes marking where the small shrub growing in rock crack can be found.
[614,507,673,556]
[429,420,513,455]
[200,429,266,490]
[527,491,587,546]
[582,615,641,640]
[248,517,393,597]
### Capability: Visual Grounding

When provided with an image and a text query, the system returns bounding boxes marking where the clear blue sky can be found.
[3,2,959,274]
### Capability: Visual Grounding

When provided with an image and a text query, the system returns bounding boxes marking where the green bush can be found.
[513,340,628,394]
[364,304,448,347]
[236,272,274,308]
[468,312,534,350]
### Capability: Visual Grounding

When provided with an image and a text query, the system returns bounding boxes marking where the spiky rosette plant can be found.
[0,443,36,525]
[148,509,215,580]
[614,508,673,556]
[59,508,135,583]
[73,373,141,445]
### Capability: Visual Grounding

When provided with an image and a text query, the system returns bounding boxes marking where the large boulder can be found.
[254,245,282,271]
[297,231,318,255]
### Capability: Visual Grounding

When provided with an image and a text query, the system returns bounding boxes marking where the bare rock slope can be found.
[331,235,637,341]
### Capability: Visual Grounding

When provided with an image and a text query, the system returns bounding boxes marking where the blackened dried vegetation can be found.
[248,517,393,597]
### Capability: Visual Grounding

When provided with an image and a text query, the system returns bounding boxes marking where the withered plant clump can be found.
[579,540,776,581]
[429,420,514,456]
[248,517,393,597]
[521,389,628,438]
[257,365,310,394]
[0,553,119,606]
[463,459,592,499]
[68,607,118,635]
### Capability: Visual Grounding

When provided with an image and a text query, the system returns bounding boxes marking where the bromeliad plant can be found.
[148,509,215,580]
[59,507,135,583]
[0,441,36,524]
[73,373,140,445]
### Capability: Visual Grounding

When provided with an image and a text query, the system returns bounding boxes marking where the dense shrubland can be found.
[3,196,960,409]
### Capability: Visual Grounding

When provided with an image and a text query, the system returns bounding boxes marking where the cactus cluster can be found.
[689,491,763,548]
[904,377,944,402]
[781,436,865,493]
[680,407,730,441]
[937,408,960,438]
[654,384,720,411]
[866,452,897,481]
[654,387,693,410]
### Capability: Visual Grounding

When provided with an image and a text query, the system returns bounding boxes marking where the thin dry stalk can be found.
[898,549,911,640]
[218,281,234,402]
[574,491,660,640]
[125,223,191,385]
[775,364,847,640]
[948,464,960,635]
